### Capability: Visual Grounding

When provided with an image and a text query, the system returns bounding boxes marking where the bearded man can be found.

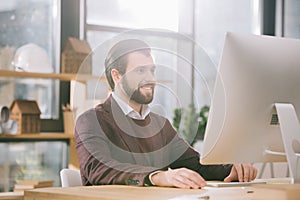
[75,39,257,188]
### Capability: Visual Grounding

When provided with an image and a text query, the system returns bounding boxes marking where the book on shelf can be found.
[13,180,54,192]
[13,184,35,192]
[19,180,54,187]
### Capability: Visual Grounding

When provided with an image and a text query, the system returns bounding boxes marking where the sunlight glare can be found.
[118,0,179,31]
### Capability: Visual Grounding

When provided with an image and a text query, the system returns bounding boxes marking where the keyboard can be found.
[205,180,267,187]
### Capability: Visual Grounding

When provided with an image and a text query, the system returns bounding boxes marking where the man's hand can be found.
[151,168,207,189]
[224,163,257,182]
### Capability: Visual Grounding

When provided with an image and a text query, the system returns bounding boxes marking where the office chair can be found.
[60,168,82,187]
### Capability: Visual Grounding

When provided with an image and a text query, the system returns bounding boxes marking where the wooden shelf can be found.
[0,69,103,82]
[0,69,171,83]
[0,132,72,140]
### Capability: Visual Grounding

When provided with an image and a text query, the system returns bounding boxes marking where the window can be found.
[0,0,61,119]
[193,0,261,108]
[81,0,194,121]
[86,0,180,31]
[81,0,262,124]
[278,0,300,38]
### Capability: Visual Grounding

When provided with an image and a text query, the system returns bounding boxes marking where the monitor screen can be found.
[200,32,300,183]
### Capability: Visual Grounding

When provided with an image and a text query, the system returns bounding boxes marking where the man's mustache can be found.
[138,81,156,88]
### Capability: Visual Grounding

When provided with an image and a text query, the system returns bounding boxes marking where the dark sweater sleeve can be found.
[167,122,232,181]
[171,143,232,180]
[74,110,160,186]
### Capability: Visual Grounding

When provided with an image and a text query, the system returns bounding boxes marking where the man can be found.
[75,39,257,189]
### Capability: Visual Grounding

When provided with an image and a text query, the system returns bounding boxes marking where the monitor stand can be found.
[273,103,300,184]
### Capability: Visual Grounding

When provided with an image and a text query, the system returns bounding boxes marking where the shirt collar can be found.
[112,92,150,120]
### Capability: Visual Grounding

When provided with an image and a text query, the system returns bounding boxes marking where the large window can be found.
[193,0,261,108]
[81,0,194,122]
[86,0,180,32]
[0,0,61,119]
[81,0,261,124]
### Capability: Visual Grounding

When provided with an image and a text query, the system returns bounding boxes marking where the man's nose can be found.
[145,70,156,82]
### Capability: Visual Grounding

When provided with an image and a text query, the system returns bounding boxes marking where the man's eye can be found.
[135,68,145,74]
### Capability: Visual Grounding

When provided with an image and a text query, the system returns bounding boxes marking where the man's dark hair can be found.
[104,39,151,90]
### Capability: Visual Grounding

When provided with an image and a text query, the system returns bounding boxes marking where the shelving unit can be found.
[0,69,88,164]
[0,132,72,141]
[0,69,103,82]
[0,70,88,191]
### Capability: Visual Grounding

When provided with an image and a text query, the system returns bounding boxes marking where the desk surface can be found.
[24,179,300,200]
[24,185,256,200]
[0,192,23,200]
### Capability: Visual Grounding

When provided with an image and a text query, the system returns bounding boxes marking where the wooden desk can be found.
[0,192,23,200]
[23,181,300,200]
[24,185,255,200]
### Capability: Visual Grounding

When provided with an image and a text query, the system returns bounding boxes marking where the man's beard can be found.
[121,77,154,104]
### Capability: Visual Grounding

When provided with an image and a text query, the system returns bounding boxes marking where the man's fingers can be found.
[253,167,258,180]
[242,164,250,182]
[225,164,245,182]
[224,163,258,182]
[170,168,206,189]
[250,165,257,181]
[172,177,193,189]
[241,164,258,182]
[249,165,254,182]
[174,175,200,189]
[234,164,244,182]
[180,169,206,186]
[223,167,236,182]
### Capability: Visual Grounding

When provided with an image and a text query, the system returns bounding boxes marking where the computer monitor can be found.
[200,32,300,183]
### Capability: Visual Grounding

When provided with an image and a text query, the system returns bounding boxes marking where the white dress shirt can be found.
[112,92,150,120]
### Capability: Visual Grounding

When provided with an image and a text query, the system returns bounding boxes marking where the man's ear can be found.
[111,69,121,84]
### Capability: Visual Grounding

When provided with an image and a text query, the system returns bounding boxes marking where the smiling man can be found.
[74,39,257,189]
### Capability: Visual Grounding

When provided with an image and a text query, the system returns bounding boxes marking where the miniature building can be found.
[10,100,41,134]
[61,37,92,74]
